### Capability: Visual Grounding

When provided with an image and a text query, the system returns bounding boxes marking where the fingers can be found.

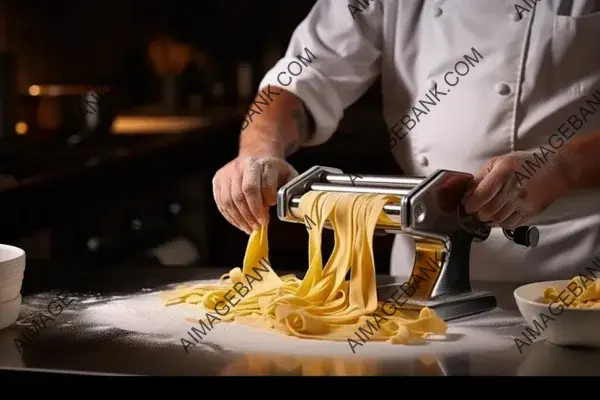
[463,171,505,215]
[476,178,518,222]
[241,166,268,226]
[498,210,524,229]
[487,201,514,224]
[463,154,536,228]
[213,180,241,232]
[222,179,253,234]
[230,176,261,234]
[214,157,297,233]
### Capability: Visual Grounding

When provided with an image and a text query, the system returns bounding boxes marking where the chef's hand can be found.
[212,154,298,235]
[462,150,571,228]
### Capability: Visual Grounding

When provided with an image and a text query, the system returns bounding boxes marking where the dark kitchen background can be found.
[0,0,399,287]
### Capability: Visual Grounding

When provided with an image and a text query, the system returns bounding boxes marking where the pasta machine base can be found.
[277,166,539,322]
[376,284,498,321]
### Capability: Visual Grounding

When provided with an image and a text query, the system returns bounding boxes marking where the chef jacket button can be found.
[495,83,511,95]
[433,7,443,17]
[87,238,99,251]
[510,11,522,21]
[417,155,429,166]
[169,202,181,215]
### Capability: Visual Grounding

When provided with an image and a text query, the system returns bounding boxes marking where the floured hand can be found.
[213,155,298,234]
[462,150,571,229]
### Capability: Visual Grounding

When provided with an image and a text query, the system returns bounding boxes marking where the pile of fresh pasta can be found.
[541,275,600,309]
[160,191,447,344]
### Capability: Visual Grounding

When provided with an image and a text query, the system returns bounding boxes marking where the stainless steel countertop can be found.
[1,265,599,376]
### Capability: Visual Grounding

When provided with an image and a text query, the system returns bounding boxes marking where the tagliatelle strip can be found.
[161,192,448,344]
[541,275,600,309]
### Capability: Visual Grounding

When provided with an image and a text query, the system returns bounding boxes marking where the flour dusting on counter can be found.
[47,279,517,359]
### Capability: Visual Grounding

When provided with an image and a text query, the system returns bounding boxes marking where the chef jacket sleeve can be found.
[257,0,383,146]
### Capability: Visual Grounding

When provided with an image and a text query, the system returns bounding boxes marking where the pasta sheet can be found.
[161,192,447,344]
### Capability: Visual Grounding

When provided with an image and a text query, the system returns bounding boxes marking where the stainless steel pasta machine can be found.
[276,166,539,321]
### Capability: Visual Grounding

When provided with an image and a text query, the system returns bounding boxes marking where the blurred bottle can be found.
[236,62,253,105]
[147,36,192,113]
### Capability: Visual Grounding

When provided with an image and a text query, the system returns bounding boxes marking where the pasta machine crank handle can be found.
[457,205,539,248]
[502,226,539,248]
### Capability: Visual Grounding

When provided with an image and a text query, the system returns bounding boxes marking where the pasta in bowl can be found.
[514,277,600,348]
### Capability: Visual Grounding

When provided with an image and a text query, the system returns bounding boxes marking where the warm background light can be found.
[15,121,28,135]
[28,85,40,96]
[111,116,207,135]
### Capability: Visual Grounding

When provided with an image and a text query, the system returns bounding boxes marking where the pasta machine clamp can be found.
[276,166,540,321]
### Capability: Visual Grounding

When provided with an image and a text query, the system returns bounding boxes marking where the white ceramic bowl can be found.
[0,244,25,304]
[0,294,22,330]
[514,280,600,348]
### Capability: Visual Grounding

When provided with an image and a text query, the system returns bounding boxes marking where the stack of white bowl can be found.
[0,244,26,330]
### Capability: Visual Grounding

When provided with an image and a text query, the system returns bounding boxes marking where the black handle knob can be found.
[503,226,539,248]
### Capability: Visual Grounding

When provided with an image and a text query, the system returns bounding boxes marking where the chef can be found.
[212,0,600,282]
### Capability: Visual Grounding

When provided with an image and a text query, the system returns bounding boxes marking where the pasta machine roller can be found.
[276,166,540,321]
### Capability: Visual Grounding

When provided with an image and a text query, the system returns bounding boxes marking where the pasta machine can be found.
[276,166,539,321]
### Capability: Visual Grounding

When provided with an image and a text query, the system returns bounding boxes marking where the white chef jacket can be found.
[258,0,600,282]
